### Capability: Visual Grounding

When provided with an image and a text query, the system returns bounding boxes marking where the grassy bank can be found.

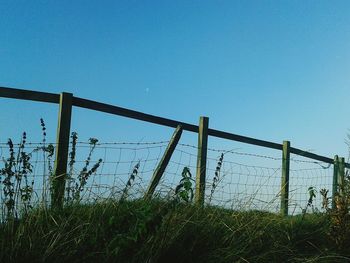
[1,199,349,263]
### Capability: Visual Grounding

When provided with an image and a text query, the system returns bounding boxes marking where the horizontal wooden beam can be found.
[1,87,349,168]
[208,128,283,150]
[72,97,284,150]
[72,96,350,168]
[0,86,59,103]
[72,96,199,132]
[290,147,334,164]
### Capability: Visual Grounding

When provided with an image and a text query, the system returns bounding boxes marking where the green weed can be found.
[174,167,194,203]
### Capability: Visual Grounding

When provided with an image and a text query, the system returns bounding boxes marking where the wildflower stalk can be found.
[33,119,54,206]
[73,138,102,202]
[209,153,224,204]
[120,162,140,201]
[66,132,78,202]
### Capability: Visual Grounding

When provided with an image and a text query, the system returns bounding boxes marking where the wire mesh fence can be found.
[0,138,339,221]
[288,155,334,215]
[174,143,283,212]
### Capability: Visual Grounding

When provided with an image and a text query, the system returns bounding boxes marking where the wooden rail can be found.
[0,86,59,103]
[72,96,199,132]
[290,147,334,164]
[68,97,350,168]
[1,86,348,166]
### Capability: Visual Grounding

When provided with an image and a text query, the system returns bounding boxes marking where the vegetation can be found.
[174,167,194,203]
[1,122,350,262]
[1,199,347,263]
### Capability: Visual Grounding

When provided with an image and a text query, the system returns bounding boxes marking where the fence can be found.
[0,86,349,216]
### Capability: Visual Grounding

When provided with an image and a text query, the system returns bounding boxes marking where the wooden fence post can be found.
[52,92,73,209]
[195,116,209,205]
[332,155,339,209]
[338,157,345,197]
[144,125,183,199]
[280,140,290,216]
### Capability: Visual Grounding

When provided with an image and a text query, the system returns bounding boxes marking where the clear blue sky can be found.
[1,0,350,159]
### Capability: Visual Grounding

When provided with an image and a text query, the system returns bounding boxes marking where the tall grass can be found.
[0,199,347,263]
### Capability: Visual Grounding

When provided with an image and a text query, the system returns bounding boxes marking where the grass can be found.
[1,198,349,263]
[1,123,350,262]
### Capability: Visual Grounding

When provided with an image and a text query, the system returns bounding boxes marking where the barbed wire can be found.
[0,141,337,166]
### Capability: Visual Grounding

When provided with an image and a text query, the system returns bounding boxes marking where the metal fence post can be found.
[52,92,73,209]
[195,116,209,205]
[280,140,290,216]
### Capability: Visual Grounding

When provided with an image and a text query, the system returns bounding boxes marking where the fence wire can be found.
[0,140,340,218]
[288,155,333,215]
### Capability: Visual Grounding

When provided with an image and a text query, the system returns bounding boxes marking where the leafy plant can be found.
[0,119,56,221]
[0,133,33,220]
[174,167,194,203]
[1,139,16,220]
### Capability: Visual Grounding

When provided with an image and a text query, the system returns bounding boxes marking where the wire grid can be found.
[205,146,282,212]
[66,141,171,201]
[155,143,282,212]
[288,154,333,215]
[0,140,339,218]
